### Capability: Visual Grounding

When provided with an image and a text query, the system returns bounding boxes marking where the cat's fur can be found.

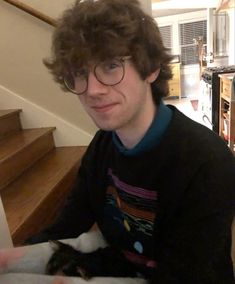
[46,240,138,280]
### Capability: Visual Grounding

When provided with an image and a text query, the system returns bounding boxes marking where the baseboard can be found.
[0,85,93,146]
[0,197,13,248]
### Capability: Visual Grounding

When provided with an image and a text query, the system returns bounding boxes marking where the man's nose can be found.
[86,72,108,97]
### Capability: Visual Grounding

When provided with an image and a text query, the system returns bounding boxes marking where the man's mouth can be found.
[91,103,118,113]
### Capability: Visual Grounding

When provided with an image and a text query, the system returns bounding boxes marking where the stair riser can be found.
[12,165,79,245]
[0,113,22,140]
[0,134,55,190]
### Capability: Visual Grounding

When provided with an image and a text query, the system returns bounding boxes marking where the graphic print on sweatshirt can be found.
[101,168,157,277]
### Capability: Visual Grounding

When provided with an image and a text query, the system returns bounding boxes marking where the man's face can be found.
[77,59,157,134]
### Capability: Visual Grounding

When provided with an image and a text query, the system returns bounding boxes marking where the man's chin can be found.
[93,120,116,132]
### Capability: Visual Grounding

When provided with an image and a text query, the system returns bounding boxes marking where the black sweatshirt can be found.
[27,106,235,283]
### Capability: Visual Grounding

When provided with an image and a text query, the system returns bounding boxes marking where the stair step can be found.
[0,127,55,190]
[1,146,87,245]
[0,109,22,140]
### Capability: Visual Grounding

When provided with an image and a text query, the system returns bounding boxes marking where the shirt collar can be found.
[112,101,172,156]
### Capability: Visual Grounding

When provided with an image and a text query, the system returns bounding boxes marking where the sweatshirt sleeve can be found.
[152,209,234,284]
[25,152,95,244]
[152,149,235,283]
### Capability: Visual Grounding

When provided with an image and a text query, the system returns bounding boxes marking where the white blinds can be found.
[159,25,173,53]
[180,20,207,65]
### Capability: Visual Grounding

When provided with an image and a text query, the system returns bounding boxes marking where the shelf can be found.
[222,112,229,120]
[219,75,235,155]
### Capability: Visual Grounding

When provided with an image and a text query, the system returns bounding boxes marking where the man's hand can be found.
[0,247,25,271]
[51,277,67,284]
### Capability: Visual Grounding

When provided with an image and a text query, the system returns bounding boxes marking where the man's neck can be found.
[116,100,157,149]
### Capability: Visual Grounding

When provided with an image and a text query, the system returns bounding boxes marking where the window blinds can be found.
[180,20,207,65]
[159,25,173,53]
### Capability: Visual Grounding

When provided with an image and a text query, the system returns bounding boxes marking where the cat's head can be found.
[46,240,91,280]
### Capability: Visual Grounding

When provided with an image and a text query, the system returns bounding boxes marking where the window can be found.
[180,20,207,65]
[159,25,173,54]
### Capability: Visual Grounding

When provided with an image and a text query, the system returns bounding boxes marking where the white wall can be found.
[0,0,97,146]
[21,0,152,18]
[0,197,13,248]
[139,0,152,15]
[14,0,76,19]
[0,0,152,146]
[0,86,93,146]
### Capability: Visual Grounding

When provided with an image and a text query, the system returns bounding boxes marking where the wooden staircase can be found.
[0,109,87,246]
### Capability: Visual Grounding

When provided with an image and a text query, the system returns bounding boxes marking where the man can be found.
[1,0,235,283]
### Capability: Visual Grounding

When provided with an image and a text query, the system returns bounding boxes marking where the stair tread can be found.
[0,109,22,119]
[0,127,55,162]
[1,146,87,235]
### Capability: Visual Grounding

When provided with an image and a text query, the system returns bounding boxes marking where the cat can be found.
[46,240,139,280]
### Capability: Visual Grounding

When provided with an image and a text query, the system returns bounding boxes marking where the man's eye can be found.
[107,62,119,69]
[103,61,121,71]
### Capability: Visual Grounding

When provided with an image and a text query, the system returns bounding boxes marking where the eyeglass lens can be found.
[64,58,126,95]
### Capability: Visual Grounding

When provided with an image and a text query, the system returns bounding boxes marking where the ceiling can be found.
[152,8,202,18]
[151,0,219,17]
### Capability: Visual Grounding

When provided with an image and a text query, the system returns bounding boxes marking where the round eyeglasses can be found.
[63,56,131,95]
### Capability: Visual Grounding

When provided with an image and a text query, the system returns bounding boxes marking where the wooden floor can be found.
[0,109,87,245]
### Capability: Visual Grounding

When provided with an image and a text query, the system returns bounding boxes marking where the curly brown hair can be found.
[44,0,173,104]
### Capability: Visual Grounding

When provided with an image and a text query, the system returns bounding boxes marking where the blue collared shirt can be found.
[112,102,172,156]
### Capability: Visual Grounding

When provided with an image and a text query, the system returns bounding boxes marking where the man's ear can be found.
[146,69,160,83]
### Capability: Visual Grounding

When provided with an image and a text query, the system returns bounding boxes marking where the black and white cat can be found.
[46,240,139,280]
